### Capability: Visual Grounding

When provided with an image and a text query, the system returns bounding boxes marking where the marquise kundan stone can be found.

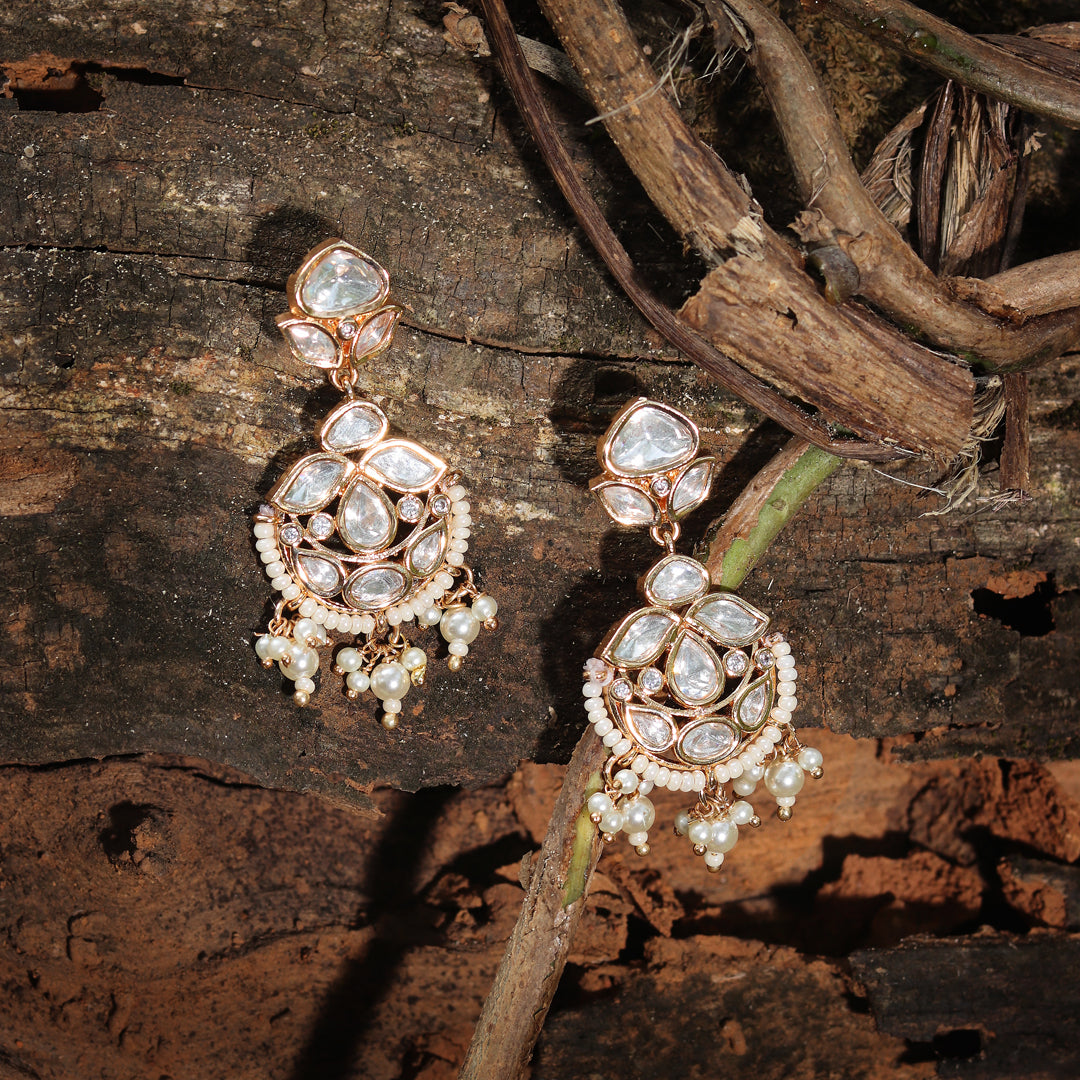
[282,322,338,368]
[596,483,658,526]
[605,400,697,476]
[320,399,388,453]
[299,246,387,318]
[337,476,396,552]
[688,593,770,647]
[352,308,400,359]
[343,564,410,610]
[645,555,710,606]
[270,454,351,514]
[670,457,714,517]
[677,720,737,765]
[604,609,679,667]
[362,440,446,492]
[295,550,346,597]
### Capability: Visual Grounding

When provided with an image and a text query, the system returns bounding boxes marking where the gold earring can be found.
[581,399,823,871]
[252,240,497,727]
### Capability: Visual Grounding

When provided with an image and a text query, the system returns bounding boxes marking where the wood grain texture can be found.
[0,0,1077,816]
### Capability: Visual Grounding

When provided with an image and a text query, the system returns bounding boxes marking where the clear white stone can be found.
[678,721,736,765]
[283,322,338,366]
[670,458,713,516]
[607,610,678,666]
[338,477,396,551]
[668,633,722,706]
[352,307,399,358]
[364,441,442,490]
[689,593,769,646]
[736,679,771,730]
[608,403,696,475]
[343,565,409,609]
[623,704,676,752]
[321,400,387,452]
[274,455,349,514]
[645,555,709,605]
[300,247,386,317]
[407,522,447,576]
[596,483,657,526]
[295,551,345,597]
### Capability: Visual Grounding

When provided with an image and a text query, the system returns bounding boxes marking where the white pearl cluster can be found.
[255,616,330,706]
[587,768,656,855]
[674,799,758,871]
[732,744,824,820]
[333,642,429,728]
[438,593,498,666]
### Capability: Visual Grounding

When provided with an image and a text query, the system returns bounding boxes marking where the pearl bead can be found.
[587,792,614,815]
[602,729,621,747]
[665,773,682,792]
[419,607,442,627]
[775,654,796,670]
[398,603,415,622]
[450,539,469,554]
[798,746,824,770]
[370,662,410,700]
[622,796,655,831]
[704,851,725,869]
[358,614,376,635]
[346,670,370,693]
[297,598,316,617]
[446,551,465,567]
[451,499,471,514]
[440,606,481,644]
[627,831,649,846]
[778,695,797,711]
[730,800,755,825]
[642,762,659,782]
[593,717,613,736]
[294,676,315,694]
[771,707,792,724]
[265,635,290,661]
[776,795,796,807]
[638,780,654,795]
[255,634,275,660]
[726,758,744,779]
[253,522,275,539]
[455,513,473,527]
[745,762,765,782]
[777,680,797,696]
[687,820,711,846]
[679,772,694,792]
[732,774,757,796]
[632,755,649,774]
[611,768,636,793]
[762,725,782,742]
[713,764,730,784]
[256,537,278,552]
[293,618,320,645]
[260,549,281,566]
[655,767,670,787]
[386,608,402,626]
[401,647,427,671]
[693,771,707,791]
[582,683,603,698]
[613,738,632,757]
[447,641,469,656]
[599,809,625,834]
[738,753,756,771]
[585,697,607,713]
[336,647,362,672]
[451,526,471,539]
[265,560,286,578]
[281,642,318,681]
[382,697,402,714]
[707,820,738,853]
[448,485,467,501]
[772,641,791,656]
[765,759,805,797]
[349,614,367,635]
[281,584,301,600]
[674,811,691,835]
[471,594,498,621]
[271,574,292,591]
[434,572,455,590]
[311,606,328,624]
[327,611,344,631]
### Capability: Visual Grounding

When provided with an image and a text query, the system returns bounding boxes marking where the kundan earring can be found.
[581,399,823,872]
[252,240,497,726]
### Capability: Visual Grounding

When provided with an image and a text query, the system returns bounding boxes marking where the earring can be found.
[581,399,823,872]
[252,239,498,727]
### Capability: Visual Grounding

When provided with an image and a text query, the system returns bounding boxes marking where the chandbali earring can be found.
[252,240,498,726]
[581,399,823,872]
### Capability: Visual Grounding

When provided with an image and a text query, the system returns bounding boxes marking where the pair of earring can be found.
[252,241,821,873]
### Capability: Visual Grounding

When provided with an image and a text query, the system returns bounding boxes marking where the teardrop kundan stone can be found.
[604,400,697,476]
[298,245,388,317]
